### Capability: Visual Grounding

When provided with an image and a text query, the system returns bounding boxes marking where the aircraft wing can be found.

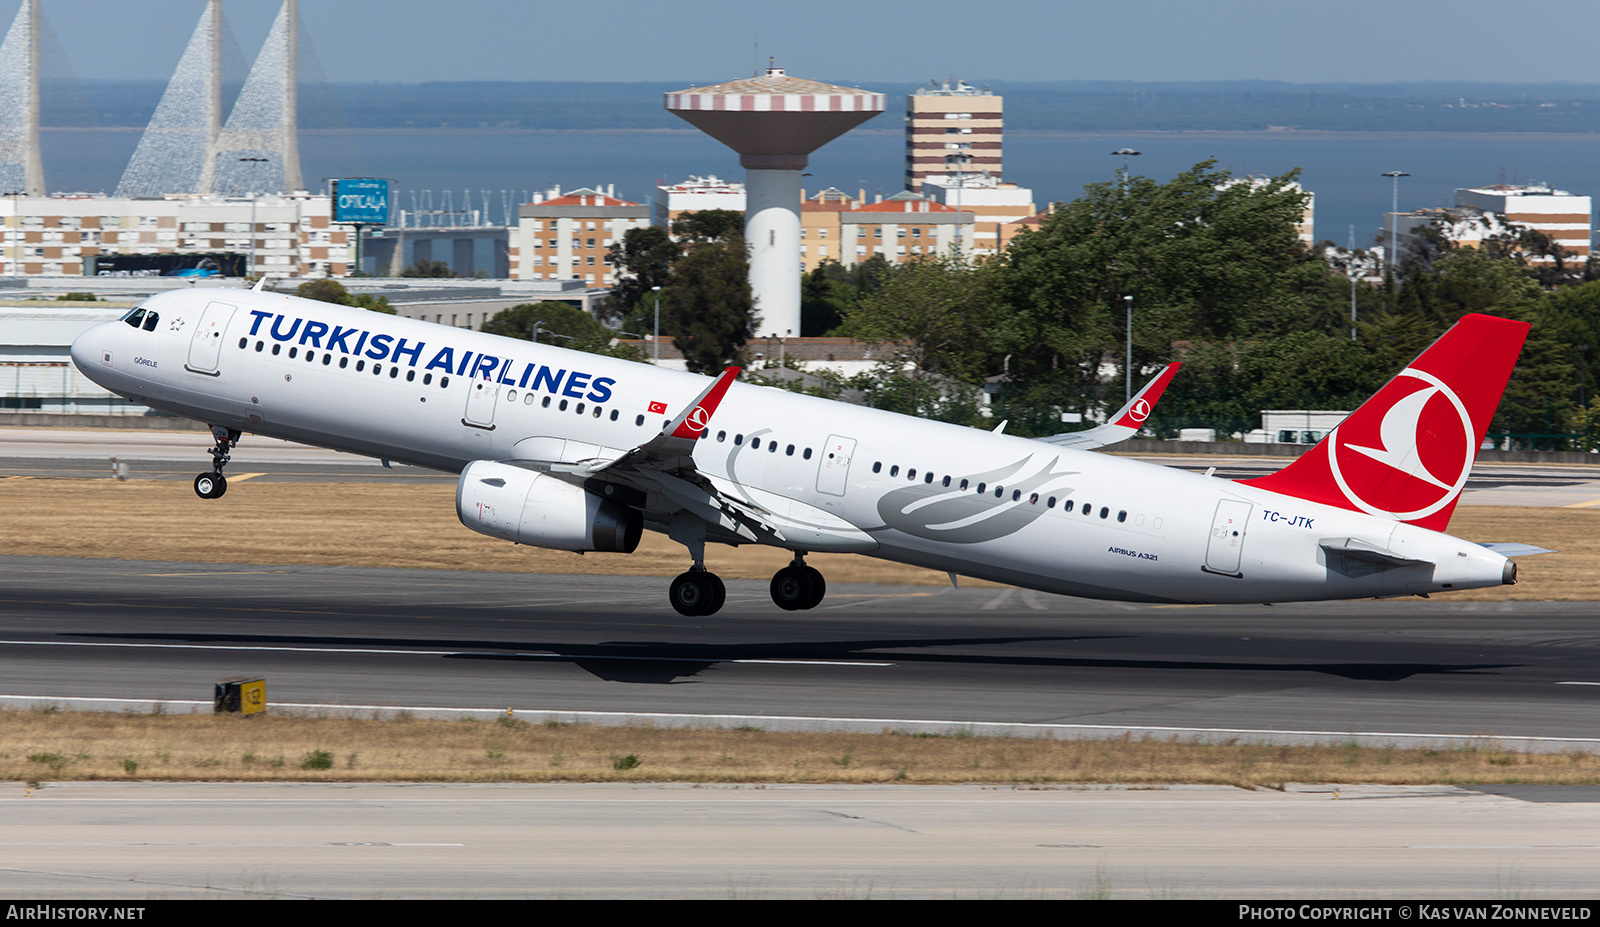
[505,367,786,544]
[1035,363,1181,450]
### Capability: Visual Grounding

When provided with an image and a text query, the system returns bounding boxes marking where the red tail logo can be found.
[1328,368,1474,522]
[1242,314,1528,532]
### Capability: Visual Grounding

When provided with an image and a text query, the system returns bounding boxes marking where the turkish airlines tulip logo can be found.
[1327,368,1475,522]
[685,405,711,433]
[1128,398,1151,423]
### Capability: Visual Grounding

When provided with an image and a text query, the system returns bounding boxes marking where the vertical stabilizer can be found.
[1240,313,1529,532]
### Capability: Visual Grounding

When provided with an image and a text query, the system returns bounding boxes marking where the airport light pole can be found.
[1112,148,1141,177]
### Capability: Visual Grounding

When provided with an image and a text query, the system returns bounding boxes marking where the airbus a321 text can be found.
[71,286,1541,616]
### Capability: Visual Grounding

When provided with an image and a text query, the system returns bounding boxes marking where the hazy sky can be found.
[19,0,1600,86]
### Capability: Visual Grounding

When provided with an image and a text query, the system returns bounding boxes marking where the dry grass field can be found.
[5,709,1600,787]
[1,476,1595,598]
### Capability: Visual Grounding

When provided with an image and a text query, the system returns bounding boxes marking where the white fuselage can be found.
[70,288,1512,605]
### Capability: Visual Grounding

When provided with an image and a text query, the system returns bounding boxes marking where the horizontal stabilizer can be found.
[1477,542,1556,557]
[1319,537,1432,569]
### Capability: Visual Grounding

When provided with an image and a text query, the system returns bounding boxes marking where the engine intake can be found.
[457,460,642,553]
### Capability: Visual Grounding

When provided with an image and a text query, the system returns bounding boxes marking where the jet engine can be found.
[456,460,642,553]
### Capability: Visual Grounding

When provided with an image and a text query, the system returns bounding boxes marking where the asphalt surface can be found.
[7,781,1600,899]
[3,556,1598,750]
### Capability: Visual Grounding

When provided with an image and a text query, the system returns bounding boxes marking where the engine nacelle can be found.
[457,460,642,553]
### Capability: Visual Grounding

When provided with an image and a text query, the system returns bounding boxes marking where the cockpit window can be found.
[122,308,146,328]
[142,312,159,332]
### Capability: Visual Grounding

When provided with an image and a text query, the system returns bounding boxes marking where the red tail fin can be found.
[1240,313,1529,531]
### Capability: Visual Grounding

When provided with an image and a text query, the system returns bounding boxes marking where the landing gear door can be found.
[1204,499,1251,576]
[816,435,856,497]
[186,301,236,375]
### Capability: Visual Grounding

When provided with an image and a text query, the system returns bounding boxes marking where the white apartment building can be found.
[653,175,747,229]
[0,193,351,278]
[919,176,1036,258]
[1454,184,1592,262]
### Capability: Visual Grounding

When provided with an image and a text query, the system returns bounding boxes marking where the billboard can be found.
[87,253,246,278]
[333,178,391,225]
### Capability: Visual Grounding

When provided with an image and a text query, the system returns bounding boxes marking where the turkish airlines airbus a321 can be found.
[70,286,1540,616]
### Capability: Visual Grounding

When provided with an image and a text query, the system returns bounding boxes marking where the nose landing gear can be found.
[194,425,240,499]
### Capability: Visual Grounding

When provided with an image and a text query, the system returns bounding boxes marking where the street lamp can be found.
[1124,294,1134,403]
[1112,148,1141,175]
[651,285,662,364]
[240,157,269,278]
[1381,170,1409,273]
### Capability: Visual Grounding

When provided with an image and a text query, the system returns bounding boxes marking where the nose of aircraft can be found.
[70,320,120,386]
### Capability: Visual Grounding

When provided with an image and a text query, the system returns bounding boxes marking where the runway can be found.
[3,555,1599,750]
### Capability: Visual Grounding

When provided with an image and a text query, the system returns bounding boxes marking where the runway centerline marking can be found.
[0,639,892,666]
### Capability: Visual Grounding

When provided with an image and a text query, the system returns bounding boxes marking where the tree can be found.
[479,302,643,361]
[608,225,679,313]
[294,279,395,314]
[1000,161,1325,418]
[670,209,743,244]
[662,232,755,374]
[401,258,457,278]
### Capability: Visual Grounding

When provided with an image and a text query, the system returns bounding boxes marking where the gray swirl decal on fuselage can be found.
[869,455,1077,543]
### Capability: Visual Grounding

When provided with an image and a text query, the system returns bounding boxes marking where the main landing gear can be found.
[194,425,240,500]
[669,567,726,617]
[770,554,825,611]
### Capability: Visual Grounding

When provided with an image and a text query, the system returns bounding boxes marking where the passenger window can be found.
[507,390,517,402]
[390,367,399,378]
[752,438,761,450]
[786,444,795,456]
[976,483,985,493]
[559,399,568,411]
[1117,510,1127,522]
[890,465,899,477]
[610,410,618,421]
[634,413,643,425]
[288,347,298,358]
[942,476,951,487]
[576,403,585,415]
[1047,496,1056,508]
[734,434,743,445]
[1081,503,1091,515]
[441,376,450,388]
[959,479,968,490]
[340,357,348,369]
[273,344,282,356]
[406,370,415,381]
[907,468,916,480]
[324,355,333,366]
[924,472,934,483]
[803,448,812,460]
[238,337,247,349]
[768,442,777,453]
[717,430,727,442]
[872,461,881,473]
[255,341,264,352]
[1099,507,1109,519]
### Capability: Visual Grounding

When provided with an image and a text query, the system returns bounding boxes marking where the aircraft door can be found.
[1204,499,1251,576]
[185,301,236,375]
[463,378,498,429]
[815,434,857,497]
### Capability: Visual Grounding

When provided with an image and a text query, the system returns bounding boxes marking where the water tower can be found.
[666,67,885,337]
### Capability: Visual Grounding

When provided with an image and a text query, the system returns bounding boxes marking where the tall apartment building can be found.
[905,79,1002,194]
[512,188,650,285]
[0,193,350,277]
